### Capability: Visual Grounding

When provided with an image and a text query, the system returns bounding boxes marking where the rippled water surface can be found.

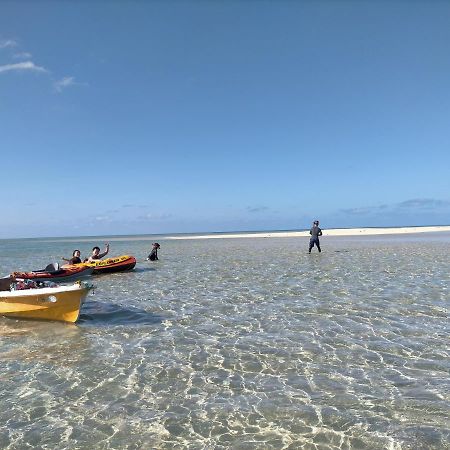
[0,233,449,449]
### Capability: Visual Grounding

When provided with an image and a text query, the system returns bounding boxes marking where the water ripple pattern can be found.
[0,233,449,449]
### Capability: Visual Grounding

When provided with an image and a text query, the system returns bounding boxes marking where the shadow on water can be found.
[90,266,156,278]
[79,301,164,327]
[132,266,157,273]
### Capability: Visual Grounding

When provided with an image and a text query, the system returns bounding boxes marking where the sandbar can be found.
[165,226,450,240]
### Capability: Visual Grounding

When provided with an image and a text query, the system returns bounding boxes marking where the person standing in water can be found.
[309,220,323,253]
[147,243,160,261]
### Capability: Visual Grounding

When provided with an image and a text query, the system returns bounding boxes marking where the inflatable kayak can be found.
[11,263,94,283]
[64,255,137,275]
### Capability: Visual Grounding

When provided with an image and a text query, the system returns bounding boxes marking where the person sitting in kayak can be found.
[62,249,82,265]
[85,243,110,262]
[147,243,160,261]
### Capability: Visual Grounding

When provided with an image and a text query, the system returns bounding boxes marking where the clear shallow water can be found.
[0,233,449,449]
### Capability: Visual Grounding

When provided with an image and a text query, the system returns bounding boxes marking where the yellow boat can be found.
[0,281,92,323]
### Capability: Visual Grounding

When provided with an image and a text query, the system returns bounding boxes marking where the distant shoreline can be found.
[165,225,450,240]
[5,225,450,242]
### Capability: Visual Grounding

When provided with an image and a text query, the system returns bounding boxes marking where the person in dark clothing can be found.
[147,243,160,261]
[309,220,323,253]
[62,249,82,265]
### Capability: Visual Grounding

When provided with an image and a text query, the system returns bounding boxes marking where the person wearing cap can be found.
[147,243,161,261]
[309,220,323,253]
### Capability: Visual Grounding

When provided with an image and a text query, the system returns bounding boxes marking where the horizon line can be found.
[1,223,450,241]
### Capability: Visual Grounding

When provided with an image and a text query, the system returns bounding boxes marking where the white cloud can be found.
[53,76,86,93]
[95,216,110,222]
[138,213,173,221]
[1,38,87,93]
[0,39,17,49]
[13,52,32,59]
[0,61,47,74]
[340,198,450,216]
[54,76,75,92]
[247,205,269,213]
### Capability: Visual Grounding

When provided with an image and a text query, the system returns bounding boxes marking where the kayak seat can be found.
[35,262,63,274]
[45,262,60,272]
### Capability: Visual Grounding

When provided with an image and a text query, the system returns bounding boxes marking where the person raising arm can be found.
[86,243,110,262]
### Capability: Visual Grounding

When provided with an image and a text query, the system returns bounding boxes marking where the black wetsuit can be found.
[148,248,158,261]
[309,225,322,253]
[69,256,82,264]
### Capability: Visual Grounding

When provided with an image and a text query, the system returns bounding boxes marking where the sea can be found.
[0,231,449,449]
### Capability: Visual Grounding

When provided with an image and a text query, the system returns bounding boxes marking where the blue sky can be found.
[1,1,449,238]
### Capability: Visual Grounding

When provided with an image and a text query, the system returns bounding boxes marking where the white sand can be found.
[165,226,450,240]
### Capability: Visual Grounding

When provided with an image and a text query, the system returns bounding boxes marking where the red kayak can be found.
[11,263,94,283]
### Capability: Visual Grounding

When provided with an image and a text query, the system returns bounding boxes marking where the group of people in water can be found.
[61,221,321,263]
[62,242,161,264]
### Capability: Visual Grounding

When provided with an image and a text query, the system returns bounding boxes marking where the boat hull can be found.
[0,283,91,323]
